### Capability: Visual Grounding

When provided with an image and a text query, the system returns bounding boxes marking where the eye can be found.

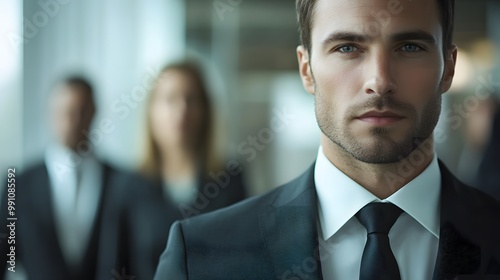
[337,45,358,53]
[400,43,422,52]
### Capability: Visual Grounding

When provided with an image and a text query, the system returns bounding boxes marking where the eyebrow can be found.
[321,32,369,47]
[320,30,437,47]
[390,31,437,46]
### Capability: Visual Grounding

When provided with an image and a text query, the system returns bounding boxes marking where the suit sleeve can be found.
[153,221,188,280]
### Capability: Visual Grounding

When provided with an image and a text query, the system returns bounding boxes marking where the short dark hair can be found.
[61,75,95,104]
[296,0,455,56]
[62,76,93,94]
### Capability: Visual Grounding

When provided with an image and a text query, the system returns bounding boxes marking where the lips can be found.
[356,111,405,125]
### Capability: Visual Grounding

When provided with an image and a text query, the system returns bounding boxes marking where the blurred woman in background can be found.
[126,61,247,279]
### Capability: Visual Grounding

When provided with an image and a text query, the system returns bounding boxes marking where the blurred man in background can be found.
[477,100,500,200]
[456,95,500,201]
[457,96,498,186]
[0,76,135,280]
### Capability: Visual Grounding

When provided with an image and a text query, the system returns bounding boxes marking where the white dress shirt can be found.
[45,144,102,267]
[315,146,440,280]
[163,178,197,204]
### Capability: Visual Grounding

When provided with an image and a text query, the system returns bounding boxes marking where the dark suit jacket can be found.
[154,161,500,280]
[0,161,129,280]
[98,169,247,280]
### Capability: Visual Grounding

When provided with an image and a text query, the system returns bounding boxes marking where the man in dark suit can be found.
[154,0,500,279]
[0,76,136,280]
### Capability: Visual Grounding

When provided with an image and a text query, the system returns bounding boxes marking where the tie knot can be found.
[356,203,402,235]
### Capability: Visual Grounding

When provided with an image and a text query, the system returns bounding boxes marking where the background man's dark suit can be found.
[154,161,500,280]
[0,162,134,280]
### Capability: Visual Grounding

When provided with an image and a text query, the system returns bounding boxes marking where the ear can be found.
[439,45,458,94]
[297,45,315,95]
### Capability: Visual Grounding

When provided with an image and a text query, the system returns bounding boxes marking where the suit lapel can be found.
[30,165,59,237]
[433,223,481,280]
[28,164,72,276]
[31,165,66,253]
[433,161,482,280]
[79,163,112,279]
[259,164,323,280]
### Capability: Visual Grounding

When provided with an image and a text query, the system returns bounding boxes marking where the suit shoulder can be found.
[14,162,48,193]
[17,162,47,179]
[181,185,281,227]
[448,179,500,261]
[454,179,500,214]
[440,160,500,216]
[179,171,311,233]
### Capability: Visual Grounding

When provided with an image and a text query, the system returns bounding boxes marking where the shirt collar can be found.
[314,146,441,241]
[45,143,98,182]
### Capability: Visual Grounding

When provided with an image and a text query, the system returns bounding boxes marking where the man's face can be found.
[297,0,456,163]
[51,84,95,150]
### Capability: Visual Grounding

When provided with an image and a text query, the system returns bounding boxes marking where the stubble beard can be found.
[315,89,442,164]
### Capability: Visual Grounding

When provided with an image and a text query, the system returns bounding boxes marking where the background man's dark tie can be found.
[356,202,403,280]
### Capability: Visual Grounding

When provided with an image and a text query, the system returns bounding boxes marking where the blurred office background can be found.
[1,0,500,195]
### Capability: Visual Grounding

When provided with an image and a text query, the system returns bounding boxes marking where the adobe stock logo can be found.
[213,0,243,21]
[361,0,406,37]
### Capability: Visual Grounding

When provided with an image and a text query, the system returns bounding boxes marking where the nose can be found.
[172,98,190,122]
[363,50,397,96]
[67,109,83,128]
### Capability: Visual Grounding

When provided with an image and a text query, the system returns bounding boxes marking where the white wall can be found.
[0,0,23,174]
[22,0,186,170]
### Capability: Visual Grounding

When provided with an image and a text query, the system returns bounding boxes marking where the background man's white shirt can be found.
[45,144,102,267]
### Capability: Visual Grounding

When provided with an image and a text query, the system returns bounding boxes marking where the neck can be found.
[321,134,435,199]
[160,144,198,181]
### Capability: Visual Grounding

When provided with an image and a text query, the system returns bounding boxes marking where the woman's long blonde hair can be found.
[139,61,220,179]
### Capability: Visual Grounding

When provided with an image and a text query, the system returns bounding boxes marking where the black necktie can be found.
[356,202,403,280]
